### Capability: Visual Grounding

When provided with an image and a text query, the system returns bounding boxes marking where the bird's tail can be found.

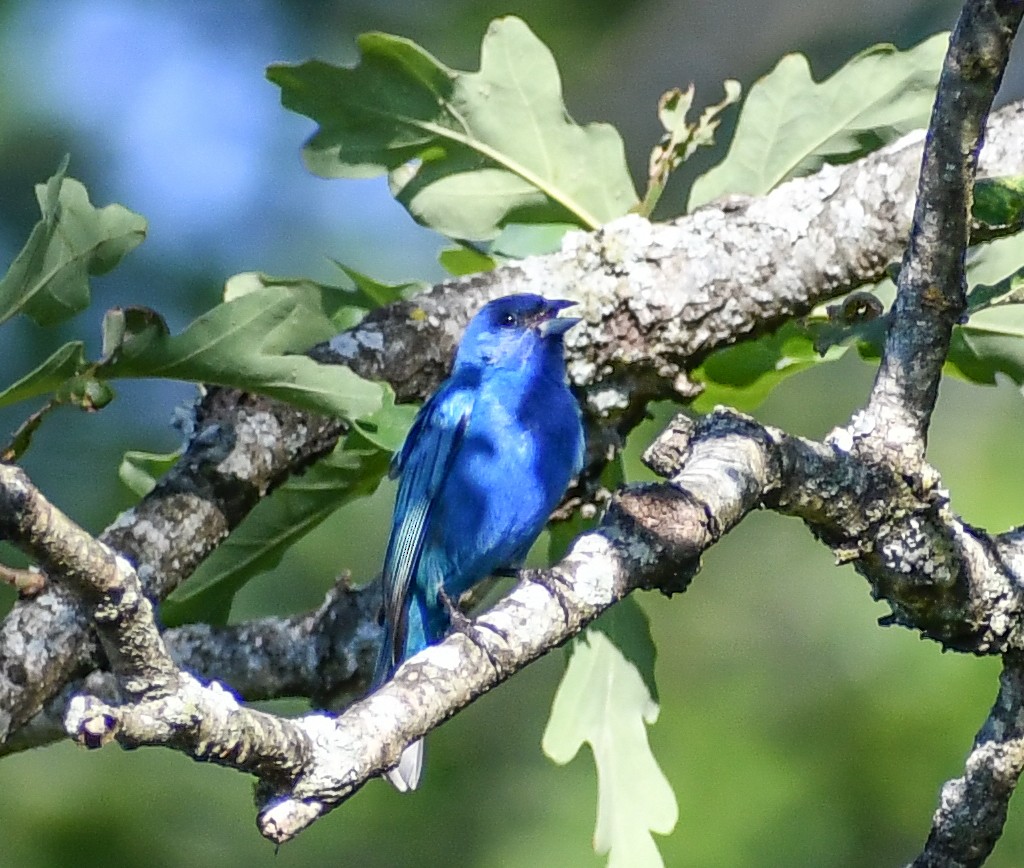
[374,601,428,790]
[386,738,424,792]
[373,626,425,792]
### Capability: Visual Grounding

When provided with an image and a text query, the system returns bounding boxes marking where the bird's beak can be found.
[536,299,581,337]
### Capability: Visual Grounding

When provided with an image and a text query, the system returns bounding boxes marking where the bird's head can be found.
[454,294,580,373]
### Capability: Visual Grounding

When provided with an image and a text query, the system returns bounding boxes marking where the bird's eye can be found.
[498,312,518,328]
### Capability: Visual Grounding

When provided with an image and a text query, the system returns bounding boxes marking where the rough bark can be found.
[1,1,1023,862]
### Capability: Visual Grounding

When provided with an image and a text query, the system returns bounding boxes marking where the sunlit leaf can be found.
[269,16,638,239]
[119,449,182,498]
[0,160,146,326]
[543,597,676,867]
[438,246,496,276]
[689,34,947,209]
[223,272,368,331]
[0,342,87,408]
[490,223,575,258]
[98,284,385,422]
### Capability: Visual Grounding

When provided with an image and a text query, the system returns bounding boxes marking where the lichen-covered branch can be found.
[326,100,1024,421]
[1,8,1024,856]
[0,389,344,741]
[3,100,1024,753]
[0,463,339,785]
[241,403,1024,842]
[252,403,1024,841]
[0,578,381,756]
[860,3,1024,861]
[6,393,1024,848]
[0,463,179,699]
[862,0,1024,468]
[649,411,1024,655]
[911,656,1024,868]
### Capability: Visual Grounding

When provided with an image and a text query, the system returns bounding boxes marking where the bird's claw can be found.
[439,587,512,673]
[527,568,574,624]
[439,587,474,633]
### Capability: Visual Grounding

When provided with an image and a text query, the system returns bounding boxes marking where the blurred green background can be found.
[3,0,1024,866]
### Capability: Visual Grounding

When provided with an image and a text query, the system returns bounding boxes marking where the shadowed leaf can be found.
[161,435,392,626]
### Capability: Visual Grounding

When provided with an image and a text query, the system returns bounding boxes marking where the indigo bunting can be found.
[372,293,585,791]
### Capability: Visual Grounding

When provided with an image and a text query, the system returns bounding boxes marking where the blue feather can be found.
[371,294,585,790]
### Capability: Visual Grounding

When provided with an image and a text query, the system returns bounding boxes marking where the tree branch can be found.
[855,1,1024,860]
[912,656,1024,868]
[0,389,344,741]
[862,0,1023,468]
[0,577,381,755]
[3,100,1024,751]
[247,401,1024,842]
[2,20,1024,854]
[2,403,1010,846]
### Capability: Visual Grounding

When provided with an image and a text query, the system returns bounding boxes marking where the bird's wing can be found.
[382,384,473,662]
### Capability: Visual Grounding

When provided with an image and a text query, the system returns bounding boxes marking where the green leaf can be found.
[946,315,1024,386]
[161,435,391,626]
[99,284,385,422]
[543,597,676,867]
[100,306,170,363]
[0,341,87,408]
[967,234,1024,287]
[689,34,947,209]
[691,321,848,413]
[489,223,575,258]
[268,16,638,240]
[223,272,370,332]
[973,175,1024,234]
[59,376,114,411]
[330,262,420,309]
[0,160,147,326]
[438,246,496,276]
[353,386,418,452]
[943,235,1024,387]
[966,265,1024,313]
[119,449,182,498]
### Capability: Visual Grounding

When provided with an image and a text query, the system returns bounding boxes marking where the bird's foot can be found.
[440,587,511,674]
[438,587,474,633]
[526,568,574,624]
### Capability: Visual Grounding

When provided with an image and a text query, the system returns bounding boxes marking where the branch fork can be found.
[2,1,1024,864]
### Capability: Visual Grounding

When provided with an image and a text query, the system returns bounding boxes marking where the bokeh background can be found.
[2,1,1024,866]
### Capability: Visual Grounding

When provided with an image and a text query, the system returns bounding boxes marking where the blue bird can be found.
[371,293,585,791]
